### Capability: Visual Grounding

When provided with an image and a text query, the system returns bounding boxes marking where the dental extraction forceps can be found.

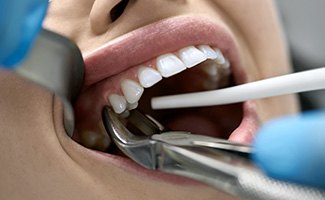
[14,29,84,136]
[102,107,325,200]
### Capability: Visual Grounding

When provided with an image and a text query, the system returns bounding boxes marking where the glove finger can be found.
[252,111,325,189]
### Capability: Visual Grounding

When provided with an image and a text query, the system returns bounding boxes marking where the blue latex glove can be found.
[0,0,48,68]
[253,111,325,189]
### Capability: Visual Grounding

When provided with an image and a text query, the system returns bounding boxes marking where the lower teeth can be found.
[78,121,111,151]
[79,130,111,151]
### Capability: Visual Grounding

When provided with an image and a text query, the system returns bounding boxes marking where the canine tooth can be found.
[121,79,144,104]
[157,53,186,77]
[108,94,127,114]
[138,66,162,88]
[179,46,207,68]
[214,48,226,65]
[198,45,219,60]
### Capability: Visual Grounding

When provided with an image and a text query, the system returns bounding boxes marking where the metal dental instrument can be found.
[15,29,84,136]
[151,67,325,110]
[102,107,325,200]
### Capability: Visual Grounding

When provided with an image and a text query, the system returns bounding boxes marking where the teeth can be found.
[214,48,226,65]
[202,60,219,78]
[120,110,130,118]
[201,60,220,90]
[179,46,207,68]
[106,45,232,114]
[79,128,111,151]
[203,79,219,90]
[121,79,144,104]
[138,66,162,88]
[222,59,231,75]
[157,53,186,78]
[127,102,138,110]
[198,45,219,60]
[108,94,127,114]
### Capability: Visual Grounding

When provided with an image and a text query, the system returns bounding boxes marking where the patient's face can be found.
[37,0,299,199]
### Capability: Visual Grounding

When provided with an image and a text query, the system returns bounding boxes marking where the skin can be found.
[0,0,299,199]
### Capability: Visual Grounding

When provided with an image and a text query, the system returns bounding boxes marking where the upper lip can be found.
[83,15,245,87]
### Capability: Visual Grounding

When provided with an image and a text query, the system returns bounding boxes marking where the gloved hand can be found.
[0,0,48,68]
[253,111,325,189]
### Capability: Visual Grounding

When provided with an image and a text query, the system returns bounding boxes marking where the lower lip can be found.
[89,148,205,186]
[82,101,259,186]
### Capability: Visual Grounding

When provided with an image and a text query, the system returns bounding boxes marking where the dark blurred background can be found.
[276,0,325,110]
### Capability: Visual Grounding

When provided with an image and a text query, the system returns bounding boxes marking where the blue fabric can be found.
[253,111,325,189]
[0,0,48,68]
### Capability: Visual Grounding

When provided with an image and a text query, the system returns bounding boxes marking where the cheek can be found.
[214,0,291,74]
[256,95,299,124]
[43,0,93,40]
[209,1,299,120]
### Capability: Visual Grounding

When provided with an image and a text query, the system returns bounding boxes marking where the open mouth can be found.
[72,16,259,170]
[134,46,238,138]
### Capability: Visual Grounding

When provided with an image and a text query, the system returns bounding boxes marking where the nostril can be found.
[110,0,129,22]
[90,0,130,34]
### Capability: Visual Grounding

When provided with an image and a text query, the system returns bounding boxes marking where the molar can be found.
[138,66,162,88]
[79,126,111,152]
[121,79,144,104]
[108,94,127,114]
[156,53,186,78]
[203,79,219,90]
[202,60,219,78]
[222,59,231,75]
[179,46,207,68]
[201,60,220,90]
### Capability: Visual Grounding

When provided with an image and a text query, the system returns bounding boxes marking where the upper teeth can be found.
[138,66,162,88]
[108,94,127,114]
[157,53,186,77]
[108,45,232,114]
[179,46,207,68]
[121,79,144,104]
[198,45,219,60]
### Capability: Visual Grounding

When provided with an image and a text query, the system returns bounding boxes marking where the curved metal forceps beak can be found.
[102,107,325,200]
[102,106,163,169]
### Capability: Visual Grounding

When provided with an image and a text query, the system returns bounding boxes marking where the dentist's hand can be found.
[253,111,325,189]
[0,0,48,68]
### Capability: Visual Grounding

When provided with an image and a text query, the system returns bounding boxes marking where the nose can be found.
[90,0,129,34]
